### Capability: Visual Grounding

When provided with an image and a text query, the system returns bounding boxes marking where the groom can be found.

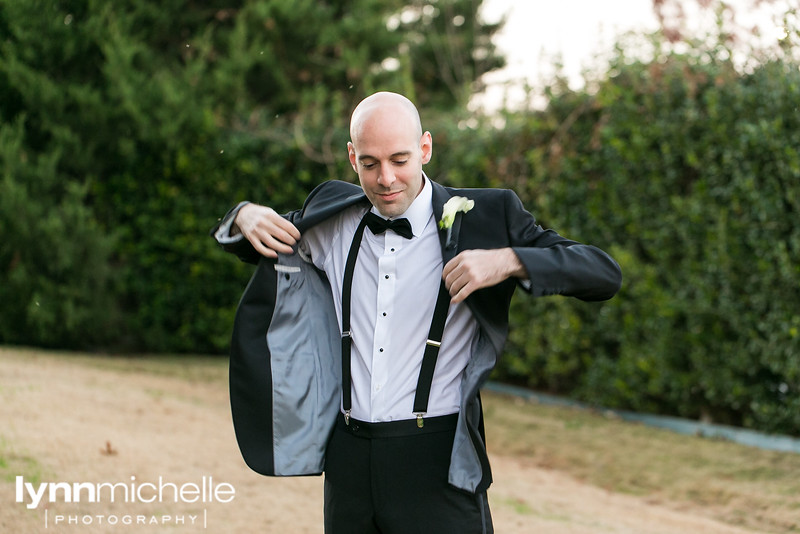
[212,91,622,534]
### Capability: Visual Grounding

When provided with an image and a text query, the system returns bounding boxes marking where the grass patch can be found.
[3,347,798,532]
[0,436,45,486]
[495,496,535,516]
[483,392,800,533]
[483,393,800,532]
[1,346,228,384]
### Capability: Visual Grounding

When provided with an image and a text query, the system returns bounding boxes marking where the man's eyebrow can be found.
[357,151,412,161]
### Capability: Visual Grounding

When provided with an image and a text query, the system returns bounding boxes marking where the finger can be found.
[239,205,301,243]
[272,217,301,241]
[450,279,474,303]
[243,227,289,257]
[444,267,467,298]
[442,254,467,288]
[442,256,458,279]
[260,233,296,255]
[246,220,300,257]
[442,264,460,294]
[249,226,295,254]
[250,238,278,259]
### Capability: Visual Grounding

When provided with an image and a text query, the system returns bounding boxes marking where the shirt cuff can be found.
[213,201,250,245]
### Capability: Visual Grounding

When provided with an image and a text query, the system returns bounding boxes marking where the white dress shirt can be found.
[301,177,478,422]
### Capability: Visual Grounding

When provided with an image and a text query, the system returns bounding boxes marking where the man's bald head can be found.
[349,92,423,146]
[346,92,432,218]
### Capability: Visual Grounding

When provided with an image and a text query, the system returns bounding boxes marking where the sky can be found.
[474,0,792,110]
[475,0,659,109]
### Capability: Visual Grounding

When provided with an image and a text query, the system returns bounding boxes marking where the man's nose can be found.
[377,165,395,187]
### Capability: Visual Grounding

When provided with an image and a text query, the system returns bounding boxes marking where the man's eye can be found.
[362,163,376,169]
[393,160,408,166]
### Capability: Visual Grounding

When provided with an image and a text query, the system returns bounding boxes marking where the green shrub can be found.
[0,0,502,352]
[491,46,800,434]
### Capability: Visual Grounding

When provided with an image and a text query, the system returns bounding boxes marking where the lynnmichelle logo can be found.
[15,475,235,529]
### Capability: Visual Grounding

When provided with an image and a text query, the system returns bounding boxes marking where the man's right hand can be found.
[233,203,301,258]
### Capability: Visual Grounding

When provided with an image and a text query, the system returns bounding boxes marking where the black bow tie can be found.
[364,212,413,239]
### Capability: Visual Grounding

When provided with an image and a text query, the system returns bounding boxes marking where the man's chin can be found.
[377,206,401,218]
[374,200,405,218]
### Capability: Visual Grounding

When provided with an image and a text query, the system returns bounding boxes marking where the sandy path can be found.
[0,350,759,533]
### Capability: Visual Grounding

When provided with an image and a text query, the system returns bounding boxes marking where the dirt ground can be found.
[0,349,763,533]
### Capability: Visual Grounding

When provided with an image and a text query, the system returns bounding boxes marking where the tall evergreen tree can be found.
[0,0,503,351]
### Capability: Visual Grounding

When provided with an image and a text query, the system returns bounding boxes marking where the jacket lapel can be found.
[431,180,462,265]
[431,179,485,321]
[297,178,462,265]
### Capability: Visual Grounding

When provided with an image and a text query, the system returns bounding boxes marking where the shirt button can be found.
[382,312,387,317]
[379,348,384,352]
[384,274,389,279]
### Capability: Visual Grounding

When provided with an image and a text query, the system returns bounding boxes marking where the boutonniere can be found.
[439,196,474,248]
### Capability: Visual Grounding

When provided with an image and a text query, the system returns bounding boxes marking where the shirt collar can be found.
[370,173,433,238]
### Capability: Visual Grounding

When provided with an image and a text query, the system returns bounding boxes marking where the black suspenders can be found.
[340,215,368,425]
[340,212,451,428]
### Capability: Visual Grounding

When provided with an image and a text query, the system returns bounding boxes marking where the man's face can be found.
[348,107,432,218]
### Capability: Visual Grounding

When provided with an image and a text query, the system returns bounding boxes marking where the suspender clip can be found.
[344,410,351,426]
[425,339,442,348]
[415,413,425,428]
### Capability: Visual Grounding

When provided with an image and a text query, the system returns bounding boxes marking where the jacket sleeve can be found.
[209,181,363,265]
[209,201,304,265]
[210,201,255,264]
[504,190,622,302]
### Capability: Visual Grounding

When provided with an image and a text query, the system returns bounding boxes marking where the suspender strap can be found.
[341,214,370,422]
[412,281,451,418]
[341,210,451,427]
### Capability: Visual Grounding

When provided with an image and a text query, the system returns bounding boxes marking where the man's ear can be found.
[347,142,358,172]
[420,131,433,164]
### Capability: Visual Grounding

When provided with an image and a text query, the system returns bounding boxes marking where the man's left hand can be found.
[442,248,526,303]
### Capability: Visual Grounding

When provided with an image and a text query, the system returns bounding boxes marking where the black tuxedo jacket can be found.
[212,178,621,493]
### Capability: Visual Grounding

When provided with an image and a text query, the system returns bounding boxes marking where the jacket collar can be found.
[297,177,461,264]
[430,178,461,265]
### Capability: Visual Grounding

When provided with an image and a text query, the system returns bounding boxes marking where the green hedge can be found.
[484,48,800,435]
[1,1,798,434]
[0,0,501,352]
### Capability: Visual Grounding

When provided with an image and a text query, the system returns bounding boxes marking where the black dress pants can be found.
[323,414,493,534]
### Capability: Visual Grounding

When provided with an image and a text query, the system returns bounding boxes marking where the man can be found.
[212,92,622,533]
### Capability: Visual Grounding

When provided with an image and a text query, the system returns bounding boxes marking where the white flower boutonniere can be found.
[439,196,474,249]
[439,196,474,230]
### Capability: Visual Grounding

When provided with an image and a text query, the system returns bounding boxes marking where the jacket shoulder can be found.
[291,181,366,232]
[304,180,363,205]
[440,185,520,211]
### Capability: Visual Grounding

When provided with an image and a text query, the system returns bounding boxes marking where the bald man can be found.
[212,92,622,534]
